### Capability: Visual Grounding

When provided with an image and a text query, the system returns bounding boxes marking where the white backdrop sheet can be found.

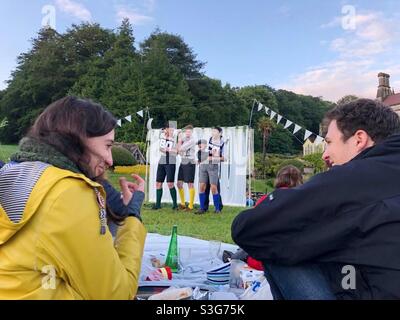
[146,126,253,207]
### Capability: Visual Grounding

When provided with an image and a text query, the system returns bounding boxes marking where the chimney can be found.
[376,72,392,101]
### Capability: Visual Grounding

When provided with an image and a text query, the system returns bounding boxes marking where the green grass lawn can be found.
[141,204,244,244]
[0,144,18,162]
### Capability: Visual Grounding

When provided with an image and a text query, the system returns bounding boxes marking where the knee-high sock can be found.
[178,188,186,206]
[156,188,163,208]
[199,192,206,211]
[169,187,178,208]
[213,193,221,211]
[189,188,195,209]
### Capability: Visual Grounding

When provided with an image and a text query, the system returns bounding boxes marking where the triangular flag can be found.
[125,115,132,122]
[277,115,283,124]
[265,107,270,114]
[304,130,313,141]
[117,119,122,127]
[147,118,154,130]
[284,120,293,129]
[270,110,277,120]
[257,102,263,112]
[315,135,324,145]
[293,124,302,134]
[136,110,144,118]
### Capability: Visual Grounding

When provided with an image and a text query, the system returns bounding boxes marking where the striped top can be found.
[0,161,50,223]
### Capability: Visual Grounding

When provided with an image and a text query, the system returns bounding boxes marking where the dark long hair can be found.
[28,96,117,177]
[28,96,124,224]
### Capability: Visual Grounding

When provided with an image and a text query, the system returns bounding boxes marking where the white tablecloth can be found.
[139,233,239,291]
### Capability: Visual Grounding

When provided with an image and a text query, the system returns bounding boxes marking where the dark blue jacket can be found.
[101,180,144,236]
[232,134,400,299]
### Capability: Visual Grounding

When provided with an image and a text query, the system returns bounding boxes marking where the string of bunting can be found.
[116,109,154,130]
[256,100,325,145]
[115,100,324,146]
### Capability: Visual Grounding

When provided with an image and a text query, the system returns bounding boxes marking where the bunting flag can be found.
[284,119,293,129]
[136,110,144,118]
[125,115,132,123]
[147,118,154,130]
[117,119,122,127]
[315,135,324,145]
[304,130,313,141]
[253,99,322,145]
[293,124,302,134]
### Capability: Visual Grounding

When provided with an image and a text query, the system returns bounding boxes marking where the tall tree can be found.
[140,30,205,78]
[257,117,276,160]
[0,27,68,142]
[140,46,192,128]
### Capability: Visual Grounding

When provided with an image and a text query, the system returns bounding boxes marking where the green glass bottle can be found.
[165,225,179,272]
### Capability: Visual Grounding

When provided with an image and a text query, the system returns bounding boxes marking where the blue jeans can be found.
[264,263,336,300]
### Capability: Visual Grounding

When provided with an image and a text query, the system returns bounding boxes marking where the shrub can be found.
[112,146,136,166]
[303,152,326,173]
[254,152,304,179]
[276,159,305,174]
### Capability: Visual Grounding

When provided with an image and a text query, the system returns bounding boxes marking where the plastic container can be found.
[229,259,246,288]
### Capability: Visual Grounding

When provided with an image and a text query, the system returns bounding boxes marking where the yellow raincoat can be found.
[0,163,146,299]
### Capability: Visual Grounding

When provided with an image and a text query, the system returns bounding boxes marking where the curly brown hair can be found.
[323,99,400,143]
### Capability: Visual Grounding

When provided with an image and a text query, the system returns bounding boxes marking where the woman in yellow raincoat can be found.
[0,96,147,299]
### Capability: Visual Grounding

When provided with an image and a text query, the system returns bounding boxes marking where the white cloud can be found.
[55,0,92,21]
[281,60,377,101]
[280,10,400,102]
[326,12,395,58]
[115,6,153,25]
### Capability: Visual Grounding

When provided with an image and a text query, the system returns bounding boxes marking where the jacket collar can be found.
[11,137,82,174]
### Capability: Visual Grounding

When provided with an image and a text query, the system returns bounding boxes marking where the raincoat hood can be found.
[0,161,101,245]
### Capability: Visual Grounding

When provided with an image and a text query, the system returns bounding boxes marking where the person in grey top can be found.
[196,127,225,214]
[176,125,197,211]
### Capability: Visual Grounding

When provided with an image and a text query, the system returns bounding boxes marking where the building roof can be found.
[383,93,400,107]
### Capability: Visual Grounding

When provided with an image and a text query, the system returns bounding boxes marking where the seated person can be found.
[227,165,303,271]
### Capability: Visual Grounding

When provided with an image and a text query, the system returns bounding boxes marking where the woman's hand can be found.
[119,174,145,206]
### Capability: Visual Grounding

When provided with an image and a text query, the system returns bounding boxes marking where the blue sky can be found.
[1,0,399,102]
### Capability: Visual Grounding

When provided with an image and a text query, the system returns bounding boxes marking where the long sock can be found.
[189,188,195,209]
[213,193,221,211]
[199,192,206,211]
[178,188,186,207]
[169,187,178,208]
[156,188,163,208]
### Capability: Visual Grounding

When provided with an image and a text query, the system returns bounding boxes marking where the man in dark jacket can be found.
[232,99,400,299]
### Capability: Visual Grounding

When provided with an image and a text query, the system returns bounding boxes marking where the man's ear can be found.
[354,130,374,151]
